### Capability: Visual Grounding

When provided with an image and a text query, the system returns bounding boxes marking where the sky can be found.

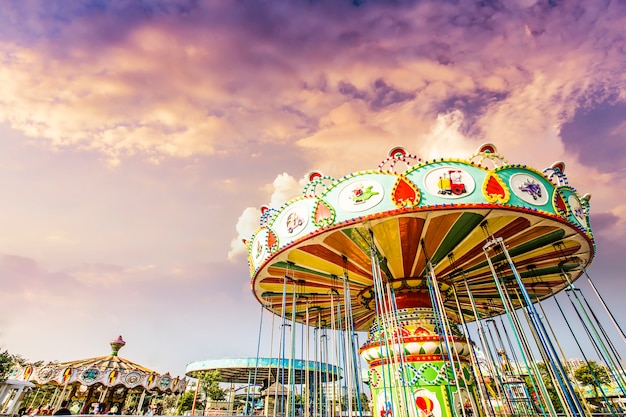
[1,0,626,379]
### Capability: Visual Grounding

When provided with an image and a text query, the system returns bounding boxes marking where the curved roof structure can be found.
[186,357,342,385]
[55,354,155,374]
[15,336,186,393]
[247,144,595,331]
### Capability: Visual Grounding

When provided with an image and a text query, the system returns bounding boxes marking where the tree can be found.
[160,393,178,415]
[574,361,611,398]
[177,391,196,415]
[525,361,564,413]
[0,351,41,383]
[0,350,16,382]
[197,370,225,401]
[340,392,371,412]
[359,393,371,411]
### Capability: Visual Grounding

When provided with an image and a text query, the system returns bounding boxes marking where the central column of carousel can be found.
[359,290,479,417]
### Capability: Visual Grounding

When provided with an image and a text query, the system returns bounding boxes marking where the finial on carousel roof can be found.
[308,171,323,181]
[259,205,279,228]
[552,161,566,173]
[302,170,334,197]
[543,161,569,186]
[469,143,507,168]
[377,146,420,173]
[110,335,126,357]
[479,143,496,154]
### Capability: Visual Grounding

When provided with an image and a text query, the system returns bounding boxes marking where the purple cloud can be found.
[1,0,626,380]
[561,100,626,173]
[589,212,620,235]
[338,79,415,110]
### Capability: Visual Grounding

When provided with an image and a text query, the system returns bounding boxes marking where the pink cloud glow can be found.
[0,0,625,377]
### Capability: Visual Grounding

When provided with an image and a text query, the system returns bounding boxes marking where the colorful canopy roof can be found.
[55,355,154,374]
[186,357,341,384]
[15,336,186,393]
[247,144,595,331]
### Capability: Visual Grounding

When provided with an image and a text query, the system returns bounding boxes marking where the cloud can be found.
[229,207,261,261]
[2,0,624,271]
[338,79,415,111]
[560,101,626,174]
[591,212,622,238]
[228,173,303,260]
[591,204,626,241]
[418,110,478,160]
[0,0,621,170]
[2,0,626,377]
[0,254,58,294]
[0,248,257,373]
[265,173,303,207]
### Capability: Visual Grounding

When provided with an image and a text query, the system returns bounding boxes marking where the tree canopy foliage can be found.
[0,350,15,382]
[574,361,611,397]
[177,391,196,415]
[197,370,225,401]
[525,362,563,413]
[0,350,42,382]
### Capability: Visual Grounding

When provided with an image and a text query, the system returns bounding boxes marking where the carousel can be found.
[245,144,624,417]
[186,357,342,415]
[14,336,187,415]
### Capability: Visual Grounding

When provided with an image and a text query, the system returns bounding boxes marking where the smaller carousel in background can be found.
[12,335,187,415]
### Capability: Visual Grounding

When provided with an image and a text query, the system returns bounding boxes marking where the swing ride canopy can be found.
[14,336,187,393]
[246,144,595,331]
[186,357,342,385]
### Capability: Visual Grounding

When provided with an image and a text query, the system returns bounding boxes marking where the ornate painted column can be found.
[359,292,478,417]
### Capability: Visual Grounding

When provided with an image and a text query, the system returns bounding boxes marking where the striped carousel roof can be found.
[54,335,154,373]
[19,336,186,393]
[247,144,595,331]
[186,357,342,384]
[56,354,155,374]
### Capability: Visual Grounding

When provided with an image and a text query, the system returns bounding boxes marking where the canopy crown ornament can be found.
[110,335,126,357]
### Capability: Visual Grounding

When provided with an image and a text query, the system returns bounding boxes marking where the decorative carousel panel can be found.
[122,371,143,388]
[248,145,595,330]
[79,367,103,385]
